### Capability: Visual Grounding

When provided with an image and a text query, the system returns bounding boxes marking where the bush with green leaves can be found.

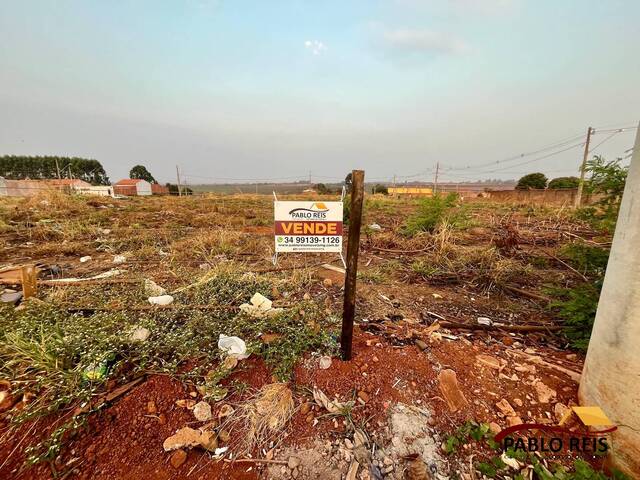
[402,193,467,235]
[548,176,579,189]
[516,172,548,190]
[371,184,388,195]
[549,243,610,350]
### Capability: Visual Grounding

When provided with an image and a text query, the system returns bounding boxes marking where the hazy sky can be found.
[1,0,638,184]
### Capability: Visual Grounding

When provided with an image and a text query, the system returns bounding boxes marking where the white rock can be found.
[113,254,126,264]
[319,356,332,370]
[129,327,150,343]
[193,401,212,422]
[368,223,382,231]
[80,256,92,263]
[477,317,493,326]
[144,279,166,296]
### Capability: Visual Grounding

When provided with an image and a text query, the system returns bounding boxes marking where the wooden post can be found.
[341,170,365,360]
[21,264,37,299]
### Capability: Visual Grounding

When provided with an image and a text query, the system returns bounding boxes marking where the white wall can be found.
[135,180,152,196]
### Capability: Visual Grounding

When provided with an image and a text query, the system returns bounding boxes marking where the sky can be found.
[1,0,638,185]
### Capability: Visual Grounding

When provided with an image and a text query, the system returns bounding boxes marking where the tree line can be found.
[0,156,109,185]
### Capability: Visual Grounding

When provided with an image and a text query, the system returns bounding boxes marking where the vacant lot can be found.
[0,192,618,479]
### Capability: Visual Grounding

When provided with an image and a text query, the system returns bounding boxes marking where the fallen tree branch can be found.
[502,284,552,303]
[434,319,562,333]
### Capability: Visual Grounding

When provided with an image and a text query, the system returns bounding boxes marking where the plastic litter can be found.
[477,317,493,326]
[148,295,174,306]
[218,334,250,360]
[239,292,282,318]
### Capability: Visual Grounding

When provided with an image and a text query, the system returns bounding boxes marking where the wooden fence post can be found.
[341,170,365,360]
[21,264,37,299]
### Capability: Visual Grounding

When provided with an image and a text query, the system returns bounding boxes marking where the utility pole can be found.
[433,161,440,196]
[55,159,61,179]
[176,165,182,197]
[575,126,594,208]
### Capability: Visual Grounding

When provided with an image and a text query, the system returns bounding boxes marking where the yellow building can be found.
[388,186,433,196]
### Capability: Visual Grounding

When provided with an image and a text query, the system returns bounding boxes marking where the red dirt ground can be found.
[0,328,583,480]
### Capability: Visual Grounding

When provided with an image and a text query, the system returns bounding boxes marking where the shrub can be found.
[548,176,579,189]
[402,193,464,235]
[371,184,388,195]
[516,172,548,190]
[549,243,610,350]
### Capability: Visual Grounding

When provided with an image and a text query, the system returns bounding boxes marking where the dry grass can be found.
[226,383,295,454]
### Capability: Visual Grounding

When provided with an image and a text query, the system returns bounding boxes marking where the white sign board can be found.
[274,201,343,252]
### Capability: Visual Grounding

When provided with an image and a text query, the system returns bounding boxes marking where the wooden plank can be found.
[21,265,37,299]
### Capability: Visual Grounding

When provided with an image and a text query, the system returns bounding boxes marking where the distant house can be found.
[113,179,152,196]
[151,183,169,195]
[388,186,433,197]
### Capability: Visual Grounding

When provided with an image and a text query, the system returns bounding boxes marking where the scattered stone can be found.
[533,381,557,404]
[129,327,150,343]
[477,317,492,326]
[438,369,468,412]
[222,355,239,370]
[368,223,382,231]
[147,401,157,414]
[113,254,126,264]
[489,422,501,435]
[566,354,578,361]
[495,399,517,417]
[170,449,187,468]
[199,431,218,452]
[80,256,92,263]
[513,398,523,407]
[322,278,333,288]
[300,403,311,415]
[163,427,205,451]
[176,399,196,409]
[476,354,504,370]
[0,391,17,412]
[144,279,166,296]
[506,416,523,427]
[303,293,311,300]
[218,404,234,419]
[357,391,370,403]
[415,339,428,351]
[319,356,332,370]
[0,291,23,305]
[288,456,301,469]
[189,391,198,398]
[193,401,212,422]
[554,402,571,423]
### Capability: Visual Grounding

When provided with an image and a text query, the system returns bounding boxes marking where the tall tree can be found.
[129,165,156,183]
[516,172,548,190]
[0,156,109,185]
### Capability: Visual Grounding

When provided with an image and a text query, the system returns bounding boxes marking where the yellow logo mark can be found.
[560,406,613,426]
[311,202,328,210]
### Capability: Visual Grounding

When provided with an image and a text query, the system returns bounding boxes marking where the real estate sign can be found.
[274,201,343,253]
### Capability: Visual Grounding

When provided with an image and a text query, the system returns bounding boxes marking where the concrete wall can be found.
[579,124,640,477]
[487,188,601,206]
